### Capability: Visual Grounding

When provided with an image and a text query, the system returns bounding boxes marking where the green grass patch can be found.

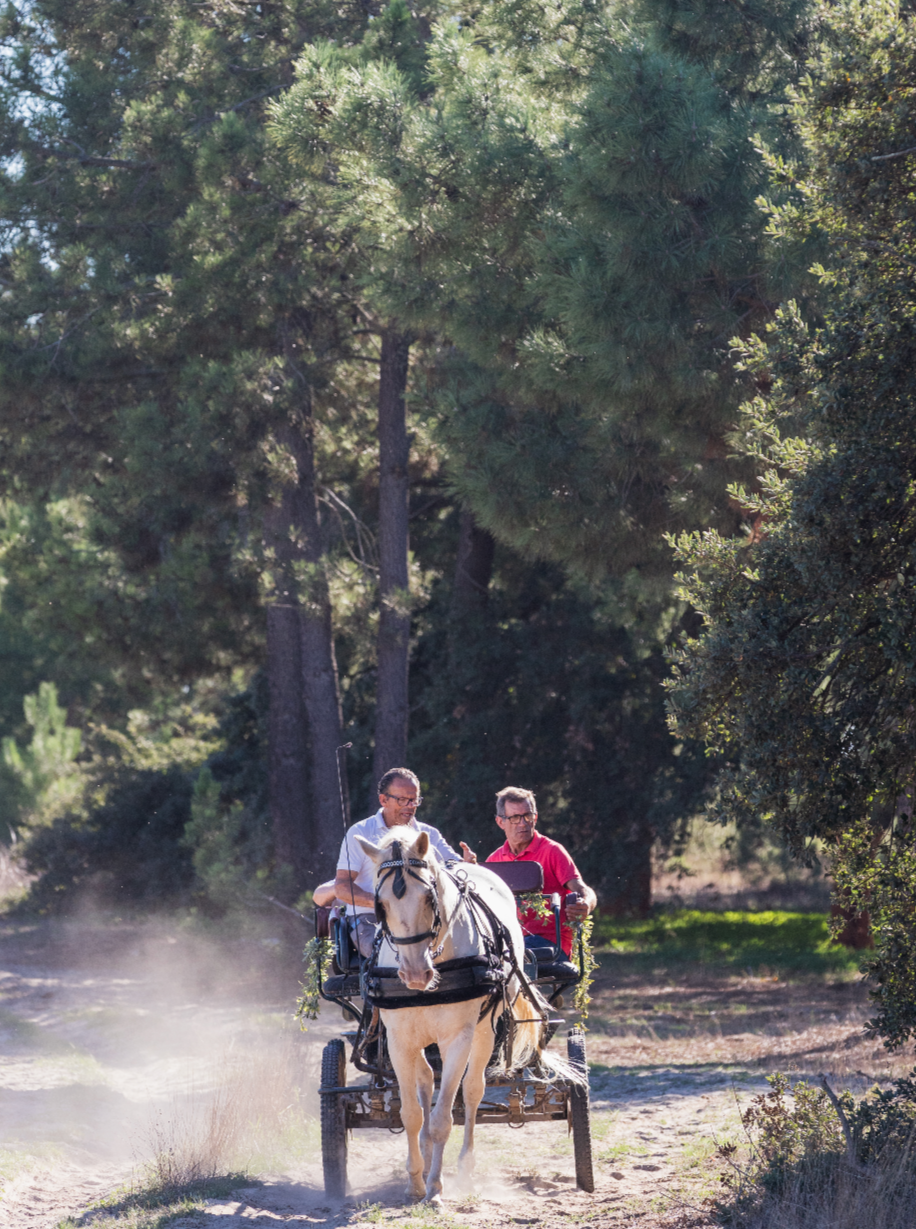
[55,1173,251,1228]
[591,910,862,975]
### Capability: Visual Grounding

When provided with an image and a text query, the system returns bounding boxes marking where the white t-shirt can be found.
[336,810,460,916]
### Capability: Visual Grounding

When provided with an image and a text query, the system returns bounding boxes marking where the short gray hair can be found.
[495,786,537,818]
[378,767,421,796]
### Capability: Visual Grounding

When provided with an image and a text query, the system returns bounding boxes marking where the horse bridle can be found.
[374,839,443,952]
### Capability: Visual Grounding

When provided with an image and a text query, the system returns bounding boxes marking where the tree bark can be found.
[451,509,495,616]
[264,497,310,884]
[374,329,412,782]
[287,408,349,884]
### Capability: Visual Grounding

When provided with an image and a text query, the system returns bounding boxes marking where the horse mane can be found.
[375,824,437,853]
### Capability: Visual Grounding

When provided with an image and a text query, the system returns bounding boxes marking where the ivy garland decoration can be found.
[516,889,553,925]
[572,915,597,1025]
[295,936,333,1026]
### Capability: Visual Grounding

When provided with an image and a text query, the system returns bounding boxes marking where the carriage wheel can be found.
[566,1029,595,1193]
[320,1038,348,1198]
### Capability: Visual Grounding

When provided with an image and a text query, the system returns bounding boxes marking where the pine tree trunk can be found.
[264,492,310,882]
[279,408,349,883]
[266,604,308,872]
[297,420,349,882]
[374,329,412,781]
[451,509,495,615]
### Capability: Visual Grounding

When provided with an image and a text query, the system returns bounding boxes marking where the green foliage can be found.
[21,765,195,910]
[295,936,333,1023]
[832,820,916,1050]
[668,2,916,846]
[717,1070,916,1223]
[16,674,271,914]
[273,0,816,581]
[404,561,712,908]
[851,1069,916,1165]
[571,915,597,1024]
[593,909,860,974]
[717,1074,848,1213]
[2,682,83,830]
[181,670,280,909]
[666,3,916,1046]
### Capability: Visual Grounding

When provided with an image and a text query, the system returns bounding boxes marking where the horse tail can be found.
[492,977,585,1085]
[506,978,546,1070]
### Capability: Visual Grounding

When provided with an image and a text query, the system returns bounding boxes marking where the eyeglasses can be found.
[502,812,535,825]
[383,792,422,809]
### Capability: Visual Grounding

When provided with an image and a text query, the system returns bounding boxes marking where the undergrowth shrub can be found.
[15,673,273,914]
[22,765,195,909]
[716,1072,916,1228]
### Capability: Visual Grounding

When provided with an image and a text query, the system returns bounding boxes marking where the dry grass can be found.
[719,1144,916,1229]
[587,955,913,1086]
[139,1030,317,1190]
[653,820,830,913]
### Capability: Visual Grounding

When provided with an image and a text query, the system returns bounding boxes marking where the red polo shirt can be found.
[486,831,580,955]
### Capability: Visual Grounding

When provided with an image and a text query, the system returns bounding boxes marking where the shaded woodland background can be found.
[0,0,915,961]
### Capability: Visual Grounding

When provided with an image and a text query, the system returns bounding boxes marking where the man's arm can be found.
[334,869,375,911]
[564,875,597,923]
[313,879,338,908]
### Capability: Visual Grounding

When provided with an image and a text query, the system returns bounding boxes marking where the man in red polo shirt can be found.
[485,786,596,957]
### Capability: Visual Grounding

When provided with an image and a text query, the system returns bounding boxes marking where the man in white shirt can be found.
[334,767,476,957]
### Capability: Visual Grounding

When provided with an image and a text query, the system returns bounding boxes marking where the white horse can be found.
[356,825,551,1205]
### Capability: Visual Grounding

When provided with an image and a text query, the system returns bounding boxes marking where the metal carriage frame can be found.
[314,860,595,1200]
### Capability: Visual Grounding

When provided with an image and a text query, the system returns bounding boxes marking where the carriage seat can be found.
[484,861,544,895]
[523,934,579,985]
[314,904,364,997]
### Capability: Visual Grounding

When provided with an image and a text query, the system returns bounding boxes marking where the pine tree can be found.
[275,0,816,578]
[0,0,382,883]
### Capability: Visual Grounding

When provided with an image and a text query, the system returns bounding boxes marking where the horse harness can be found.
[373,841,445,958]
[363,843,546,1038]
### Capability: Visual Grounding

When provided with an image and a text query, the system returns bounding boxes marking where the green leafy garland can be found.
[572,916,597,1026]
[516,892,596,1024]
[295,936,333,1026]
[516,889,553,924]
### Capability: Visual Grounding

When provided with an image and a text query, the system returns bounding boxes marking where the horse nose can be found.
[398,965,435,990]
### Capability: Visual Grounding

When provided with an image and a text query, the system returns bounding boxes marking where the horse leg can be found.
[386,1033,427,1202]
[423,1020,476,1204]
[456,1018,494,1190]
[416,1049,435,1179]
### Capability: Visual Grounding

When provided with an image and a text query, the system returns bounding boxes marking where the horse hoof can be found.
[423,1193,443,1207]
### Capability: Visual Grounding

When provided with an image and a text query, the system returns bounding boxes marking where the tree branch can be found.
[871,145,916,162]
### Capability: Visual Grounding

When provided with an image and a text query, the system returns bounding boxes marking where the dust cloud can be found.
[0,903,332,1227]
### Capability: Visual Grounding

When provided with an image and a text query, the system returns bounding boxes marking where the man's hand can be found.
[460,841,478,864]
[566,895,589,923]
[566,876,596,922]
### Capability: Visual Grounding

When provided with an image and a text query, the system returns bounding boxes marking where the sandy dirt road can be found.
[0,913,901,1229]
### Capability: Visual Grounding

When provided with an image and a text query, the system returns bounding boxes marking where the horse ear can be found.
[356,835,384,863]
[415,831,429,858]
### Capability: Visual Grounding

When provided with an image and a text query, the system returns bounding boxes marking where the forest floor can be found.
[0,909,910,1229]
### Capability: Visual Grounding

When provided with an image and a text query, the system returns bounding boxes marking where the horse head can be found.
[356,826,443,991]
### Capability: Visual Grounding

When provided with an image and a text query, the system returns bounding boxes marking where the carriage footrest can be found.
[535,961,579,984]
[323,973,363,997]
